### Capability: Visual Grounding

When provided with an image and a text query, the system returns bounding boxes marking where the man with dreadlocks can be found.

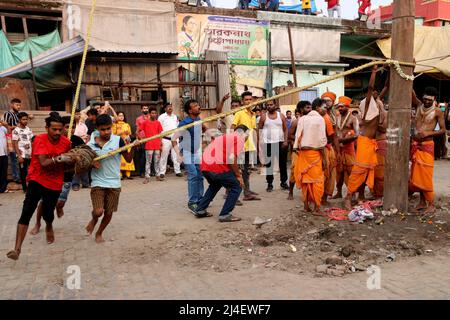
[7,112,71,260]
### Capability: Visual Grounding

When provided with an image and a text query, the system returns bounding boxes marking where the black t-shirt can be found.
[64,135,85,182]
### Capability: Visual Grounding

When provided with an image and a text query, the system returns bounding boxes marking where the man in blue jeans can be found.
[192,125,249,222]
[172,99,208,213]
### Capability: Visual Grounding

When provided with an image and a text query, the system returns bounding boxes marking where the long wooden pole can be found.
[383,0,415,212]
[287,24,298,87]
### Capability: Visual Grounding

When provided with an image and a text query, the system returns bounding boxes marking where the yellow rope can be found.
[93,59,415,162]
[68,0,97,140]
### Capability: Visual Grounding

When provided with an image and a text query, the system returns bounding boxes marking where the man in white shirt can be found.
[293,98,327,213]
[158,103,182,178]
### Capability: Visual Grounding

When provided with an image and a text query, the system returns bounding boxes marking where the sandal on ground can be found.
[219,215,242,222]
[197,212,213,218]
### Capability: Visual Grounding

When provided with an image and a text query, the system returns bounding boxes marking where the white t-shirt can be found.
[158,113,179,137]
[294,111,327,149]
[12,126,33,158]
[0,126,7,156]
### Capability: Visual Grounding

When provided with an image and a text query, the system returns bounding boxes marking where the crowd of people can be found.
[195,1,378,20]
[2,65,450,260]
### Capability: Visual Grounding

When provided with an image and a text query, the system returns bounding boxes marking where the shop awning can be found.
[377,26,450,76]
[0,35,89,78]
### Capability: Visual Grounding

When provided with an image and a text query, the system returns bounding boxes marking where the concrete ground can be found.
[0,160,449,300]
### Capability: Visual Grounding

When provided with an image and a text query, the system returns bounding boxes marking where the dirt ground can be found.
[110,163,450,279]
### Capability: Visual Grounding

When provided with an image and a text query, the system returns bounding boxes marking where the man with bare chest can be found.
[332,96,359,199]
[344,66,380,209]
[409,87,446,214]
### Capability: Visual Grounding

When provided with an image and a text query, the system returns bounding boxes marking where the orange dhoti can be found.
[409,141,434,203]
[347,136,378,194]
[337,141,356,188]
[324,144,337,196]
[294,149,324,208]
[289,150,298,184]
[374,139,387,198]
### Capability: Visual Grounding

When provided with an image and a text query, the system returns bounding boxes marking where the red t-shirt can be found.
[359,0,371,14]
[327,0,338,9]
[135,114,150,139]
[201,133,245,174]
[27,134,71,191]
[140,119,163,150]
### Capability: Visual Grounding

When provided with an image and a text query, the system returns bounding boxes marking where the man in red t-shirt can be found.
[190,125,249,222]
[7,112,72,261]
[326,0,341,18]
[358,0,371,20]
[135,105,150,178]
[139,106,163,184]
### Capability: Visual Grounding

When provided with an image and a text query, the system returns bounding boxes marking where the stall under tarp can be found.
[0,30,72,91]
[377,26,450,76]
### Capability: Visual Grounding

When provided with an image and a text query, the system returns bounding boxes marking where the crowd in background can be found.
[1,91,450,195]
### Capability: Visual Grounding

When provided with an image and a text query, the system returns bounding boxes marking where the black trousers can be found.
[239,151,252,196]
[18,180,61,226]
[19,158,30,192]
[264,142,288,185]
[0,155,7,193]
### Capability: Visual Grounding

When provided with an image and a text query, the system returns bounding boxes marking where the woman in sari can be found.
[112,111,135,179]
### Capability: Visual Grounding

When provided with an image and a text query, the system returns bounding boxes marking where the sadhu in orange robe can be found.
[409,141,434,203]
[294,149,324,208]
[347,135,378,194]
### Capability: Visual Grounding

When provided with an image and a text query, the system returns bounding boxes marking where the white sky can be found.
[211,0,394,20]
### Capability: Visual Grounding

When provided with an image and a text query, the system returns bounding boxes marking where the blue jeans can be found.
[9,152,19,181]
[302,8,311,15]
[184,152,204,206]
[58,182,72,202]
[72,172,90,187]
[239,0,250,9]
[197,171,242,219]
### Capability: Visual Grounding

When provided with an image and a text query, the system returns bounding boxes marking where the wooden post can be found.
[29,50,40,110]
[383,0,415,212]
[1,16,6,34]
[287,24,298,87]
[22,18,28,38]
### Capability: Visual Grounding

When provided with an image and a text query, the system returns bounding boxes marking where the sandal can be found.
[197,212,213,218]
[219,215,242,222]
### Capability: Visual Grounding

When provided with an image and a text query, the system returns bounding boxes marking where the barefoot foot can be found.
[343,198,352,210]
[45,226,55,244]
[29,224,41,235]
[287,194,294,200]
[332,193,342,199]
[85,219,97,235]
[6,249,20,260]
[95,234,105,243]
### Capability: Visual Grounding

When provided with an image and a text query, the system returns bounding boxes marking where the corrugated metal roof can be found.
[0,36,90,78]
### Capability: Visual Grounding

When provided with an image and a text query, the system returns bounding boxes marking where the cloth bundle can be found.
[57,145,98,174]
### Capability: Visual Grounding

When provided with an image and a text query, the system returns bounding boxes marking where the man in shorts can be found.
[86,114,135,243]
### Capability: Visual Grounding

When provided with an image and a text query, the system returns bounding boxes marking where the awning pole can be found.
[29,50,40,110]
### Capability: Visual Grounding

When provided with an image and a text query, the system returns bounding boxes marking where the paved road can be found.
[0,160,449,300]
